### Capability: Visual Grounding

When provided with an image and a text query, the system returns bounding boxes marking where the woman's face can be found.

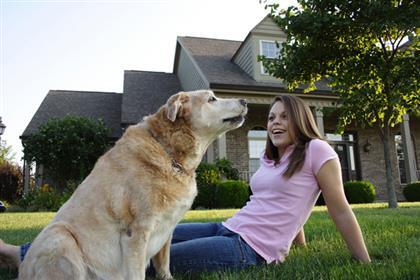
[267,101,293,154]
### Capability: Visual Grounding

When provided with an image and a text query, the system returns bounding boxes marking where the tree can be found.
[0,143,22,201]
[0,161,23,201]
[22,115,110,191]
[0,143,16,165]
[260,0,419,208]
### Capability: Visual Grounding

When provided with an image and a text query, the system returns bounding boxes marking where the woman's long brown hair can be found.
[265,94,324,178]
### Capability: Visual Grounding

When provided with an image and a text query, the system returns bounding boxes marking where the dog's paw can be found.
[158,272,173,280]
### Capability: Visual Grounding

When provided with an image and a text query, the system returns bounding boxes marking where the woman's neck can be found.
[277,144,291,159]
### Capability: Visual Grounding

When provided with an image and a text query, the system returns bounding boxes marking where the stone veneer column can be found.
[401,114,418,182]
[217,133,227,159]
[315,107,325,136]
[206,142,215,163]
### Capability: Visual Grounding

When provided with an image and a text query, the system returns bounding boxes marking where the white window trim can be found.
[259,40,278,75]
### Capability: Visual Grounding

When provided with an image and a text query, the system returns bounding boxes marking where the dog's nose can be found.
[240,99,247,106]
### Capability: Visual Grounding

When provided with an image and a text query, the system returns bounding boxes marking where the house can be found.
[22,16,419,201]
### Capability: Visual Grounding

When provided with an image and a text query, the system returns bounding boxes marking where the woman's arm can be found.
[316,158,371,263]
[293,228,306,246]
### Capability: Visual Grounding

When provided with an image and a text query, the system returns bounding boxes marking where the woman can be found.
[0,94,370,274]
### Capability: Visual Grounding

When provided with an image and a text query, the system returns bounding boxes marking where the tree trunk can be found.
[382,126,398,208]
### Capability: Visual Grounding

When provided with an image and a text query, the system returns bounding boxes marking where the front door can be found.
[326,133,360,183]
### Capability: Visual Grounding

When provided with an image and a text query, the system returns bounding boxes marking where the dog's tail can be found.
[19,222,88,280]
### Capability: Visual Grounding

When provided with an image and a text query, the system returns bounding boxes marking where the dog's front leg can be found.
[152,234,173,280]
[121,224,150,280]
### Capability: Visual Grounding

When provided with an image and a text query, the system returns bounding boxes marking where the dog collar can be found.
[171,159,184,173]
[147,127,186,174]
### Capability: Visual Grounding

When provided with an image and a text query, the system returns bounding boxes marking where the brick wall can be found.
[226,105,268,173]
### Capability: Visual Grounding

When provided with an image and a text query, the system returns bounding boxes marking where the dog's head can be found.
[165,90,247,138]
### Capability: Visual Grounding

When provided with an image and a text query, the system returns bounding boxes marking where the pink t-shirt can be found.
[223,139,338,264]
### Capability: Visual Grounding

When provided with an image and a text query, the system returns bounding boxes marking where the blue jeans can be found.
[21,222,264,274]
[164,222,265,274]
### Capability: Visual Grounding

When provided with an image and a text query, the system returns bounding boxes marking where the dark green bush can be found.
[215,159,239,180]
[344,180,376,204]
[215,180,249,209]
[22,115,109,191]
[403,181,420,201]
[193,163,221,209]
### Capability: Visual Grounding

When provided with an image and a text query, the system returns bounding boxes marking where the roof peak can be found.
[49,90,121,95]
[124,70,174,75]
[178,36,241,43]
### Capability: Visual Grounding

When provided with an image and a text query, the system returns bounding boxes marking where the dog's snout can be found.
[239,99,247,106]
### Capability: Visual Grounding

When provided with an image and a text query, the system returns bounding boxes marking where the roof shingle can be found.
[22,90,123,138]
[178,36,331,93]
[122,70,182,124]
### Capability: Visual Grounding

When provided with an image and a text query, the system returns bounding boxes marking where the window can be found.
[260,40,280,75]
[261,41,279,58]
[248,129,267,179]
[325,132,360,182]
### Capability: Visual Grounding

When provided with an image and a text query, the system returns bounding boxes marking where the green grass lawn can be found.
[1,203,419,279]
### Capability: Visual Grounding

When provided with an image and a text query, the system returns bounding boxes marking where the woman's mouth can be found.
[271,129,286,136]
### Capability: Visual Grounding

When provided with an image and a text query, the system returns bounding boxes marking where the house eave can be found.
[209,82,336,97]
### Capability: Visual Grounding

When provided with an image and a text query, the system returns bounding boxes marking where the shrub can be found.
[16,183,75,211]
[22,115,109,191]
[215,159,239,180]
[403,182,420,201]
[193,163,221,209]
[344,180,376,204]
[215,180,249,209]
[0,162,23,202]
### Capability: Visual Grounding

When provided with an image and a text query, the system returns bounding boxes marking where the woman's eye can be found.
[268,116,274,121]
[208,96,217,102]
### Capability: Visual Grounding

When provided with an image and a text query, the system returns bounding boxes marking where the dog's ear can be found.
[166,92,189,122]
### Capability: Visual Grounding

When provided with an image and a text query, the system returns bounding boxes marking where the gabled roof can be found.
[122,70,182,124]
[22,90,123,139]
[177,36,331,93]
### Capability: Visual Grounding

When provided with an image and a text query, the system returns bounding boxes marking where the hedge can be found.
[403,182,420,201]
[215,180,249,209]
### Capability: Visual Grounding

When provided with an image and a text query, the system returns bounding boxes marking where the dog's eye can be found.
[208,96,217,102]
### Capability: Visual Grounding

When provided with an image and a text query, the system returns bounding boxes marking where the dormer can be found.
[232,15,286,83]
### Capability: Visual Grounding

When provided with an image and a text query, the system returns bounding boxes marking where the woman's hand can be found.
[293,228,306,247]
[316,158,371,263]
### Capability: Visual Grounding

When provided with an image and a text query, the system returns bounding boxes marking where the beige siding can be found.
[251,34,286,83]
[176,47,208,91]
[251,16,286,37]
[233,15,287,83]
[233,38,254,77]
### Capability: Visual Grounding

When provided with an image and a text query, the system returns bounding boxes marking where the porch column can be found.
[217,133,227,159]
[206,142,215,163]
[23,160,31,195]
[400,114,418,182]
[315,107,325,136]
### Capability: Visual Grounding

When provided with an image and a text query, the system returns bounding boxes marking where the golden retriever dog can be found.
[19,90,247,280]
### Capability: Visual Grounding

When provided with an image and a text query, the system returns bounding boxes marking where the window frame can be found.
[259,40,279,75]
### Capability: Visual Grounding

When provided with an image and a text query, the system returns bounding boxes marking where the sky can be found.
[1,0,297,165]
